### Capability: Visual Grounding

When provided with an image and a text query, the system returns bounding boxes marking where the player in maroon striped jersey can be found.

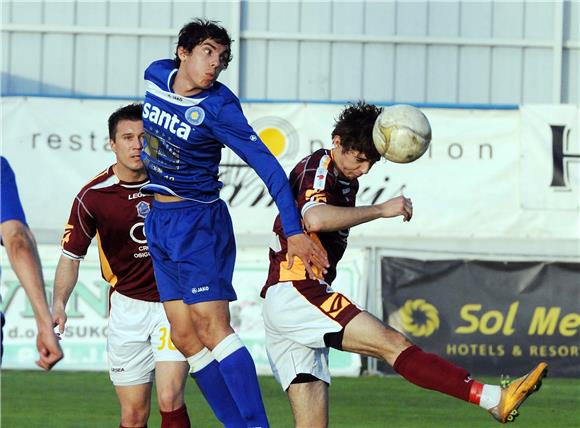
[262,102,547,426]
[52,104,191,428]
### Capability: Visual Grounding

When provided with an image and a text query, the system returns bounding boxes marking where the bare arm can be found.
[2,220,53,330]
[0,220,63,370]
[52,255,81,334]
[303,195,413,233]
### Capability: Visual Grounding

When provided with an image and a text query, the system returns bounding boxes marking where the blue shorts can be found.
[145,199,237,304]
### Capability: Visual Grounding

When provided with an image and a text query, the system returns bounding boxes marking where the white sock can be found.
[211,333,244,362]
[479,384,502,410]
[187,347,214,373]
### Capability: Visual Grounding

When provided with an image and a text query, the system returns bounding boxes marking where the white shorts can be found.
[262,281,361,391]
[108,291,185,386]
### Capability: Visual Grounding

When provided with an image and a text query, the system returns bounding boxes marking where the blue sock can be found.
[213,334,270,428]
[188,349,246,428]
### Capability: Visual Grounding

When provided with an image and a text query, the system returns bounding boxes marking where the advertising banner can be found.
[381,257,580,377]
[2,98,578,244]
[520,105,579,210]
[0,245,366,375]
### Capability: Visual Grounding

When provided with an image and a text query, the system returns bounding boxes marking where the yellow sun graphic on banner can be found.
[399,299,440,337]
[251,116,299,163]
[258,127,286,157]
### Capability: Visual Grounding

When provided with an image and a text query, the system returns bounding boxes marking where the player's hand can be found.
[52,305,68,336]
[380,195,413,222]
[36,326,64,371]
[287,233,329,280]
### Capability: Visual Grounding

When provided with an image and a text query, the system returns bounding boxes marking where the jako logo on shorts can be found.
[191,286,209,294]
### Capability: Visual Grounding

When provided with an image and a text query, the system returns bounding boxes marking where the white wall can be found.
[1,0,578,104]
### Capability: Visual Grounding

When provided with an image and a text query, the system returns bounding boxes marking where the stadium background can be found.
[1,0,579,381]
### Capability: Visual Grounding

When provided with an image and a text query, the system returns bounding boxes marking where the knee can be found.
[378,330,414,364]
[156,387,184,412]
[191,316,230,348]
[120,405,148,427]
[168,329,195,356]
[191,316,211,342]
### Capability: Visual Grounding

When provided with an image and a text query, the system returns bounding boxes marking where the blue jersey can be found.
[0,156,27,227]
[141,59,302,237]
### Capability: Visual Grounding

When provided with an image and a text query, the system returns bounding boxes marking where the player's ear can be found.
[109,138,117,153]
[177,46,189,62]
[332,135,342,149]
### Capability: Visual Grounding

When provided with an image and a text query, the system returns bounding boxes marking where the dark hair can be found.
[332,102,382,162]
[174,18,233,68]
[108,103,143,140]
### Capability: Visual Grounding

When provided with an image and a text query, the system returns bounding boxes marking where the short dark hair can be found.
[174,18,233,68]
[332,102,382,162]
[108,103,143,140]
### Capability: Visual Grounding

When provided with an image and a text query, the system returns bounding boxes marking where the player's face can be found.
[110,119,145,173]
[332,137,374,180]
[177,39,229,91]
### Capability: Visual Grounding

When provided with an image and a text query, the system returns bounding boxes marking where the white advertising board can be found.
[0,244,366,374]
[2,98,577,243]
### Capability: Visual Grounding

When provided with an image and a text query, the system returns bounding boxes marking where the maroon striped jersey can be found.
[61,166,159,301]
[263,149,359,294]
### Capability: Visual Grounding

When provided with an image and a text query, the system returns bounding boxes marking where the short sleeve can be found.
[60,193,97,260]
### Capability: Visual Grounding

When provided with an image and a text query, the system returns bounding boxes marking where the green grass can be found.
[1,370,578,427]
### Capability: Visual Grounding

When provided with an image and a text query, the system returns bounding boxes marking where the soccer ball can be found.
[372,104,432,163]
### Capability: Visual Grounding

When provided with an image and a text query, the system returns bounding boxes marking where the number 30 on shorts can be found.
[158,327,177,351]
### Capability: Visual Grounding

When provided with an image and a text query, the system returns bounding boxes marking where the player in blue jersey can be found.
[0,156,63,370]
[141,19,328,427]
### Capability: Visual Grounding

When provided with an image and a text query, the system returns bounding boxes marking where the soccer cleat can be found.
[488,362,548,423]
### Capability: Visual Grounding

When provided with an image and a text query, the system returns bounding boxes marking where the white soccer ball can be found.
[372,104,432,163]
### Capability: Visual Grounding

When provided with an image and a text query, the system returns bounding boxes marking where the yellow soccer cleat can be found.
[489,362,548,423]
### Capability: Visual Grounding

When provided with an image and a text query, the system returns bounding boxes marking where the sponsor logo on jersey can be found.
[313,167,328,190]
[167,92,185,103]
[136,201,150,218]
[313,155,331,190]
[185,106,205,126]
[129,222,147,244]
[128,191,146,200]
[143,102,192,141]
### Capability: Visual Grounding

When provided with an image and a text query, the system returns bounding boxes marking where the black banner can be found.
[381,258,580,378]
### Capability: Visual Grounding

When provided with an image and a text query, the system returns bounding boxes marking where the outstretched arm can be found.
[303,195,413,233]
[214,100,329,276]
[52,255,81,335]
[0,220,63,370]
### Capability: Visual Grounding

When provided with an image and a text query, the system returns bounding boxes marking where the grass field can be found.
[1,370,578,427]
